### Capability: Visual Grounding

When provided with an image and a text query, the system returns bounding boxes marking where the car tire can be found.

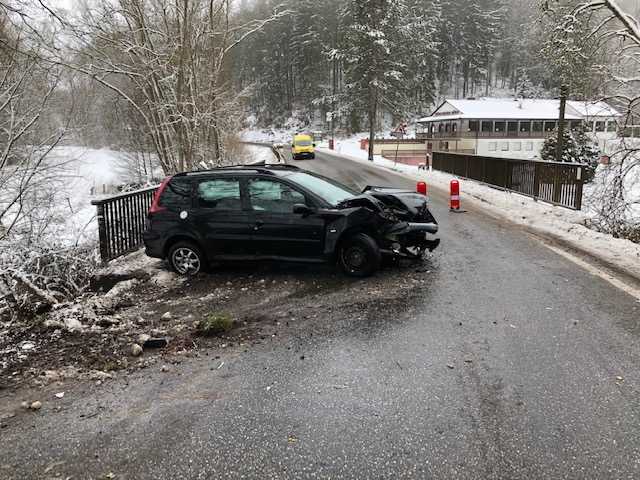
[168,241,205,276]
[338,233,381,277]
[310,153,316,159]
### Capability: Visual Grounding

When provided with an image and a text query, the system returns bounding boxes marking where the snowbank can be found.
[319,138,640,281]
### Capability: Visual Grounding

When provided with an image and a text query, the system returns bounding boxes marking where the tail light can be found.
[149,176,172,215]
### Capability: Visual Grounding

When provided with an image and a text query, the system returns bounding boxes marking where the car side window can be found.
[197,179,242,211]
[248,179,306,214]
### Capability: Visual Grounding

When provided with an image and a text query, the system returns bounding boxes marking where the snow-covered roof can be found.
[566,100,620,118]
[418,98,618,123]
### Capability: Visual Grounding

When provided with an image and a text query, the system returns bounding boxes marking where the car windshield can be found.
[295,140,312,146]
[285,172,356,206]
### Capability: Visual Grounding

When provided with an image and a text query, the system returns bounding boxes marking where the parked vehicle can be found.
[143,164,440,277]
[291,134,315,160]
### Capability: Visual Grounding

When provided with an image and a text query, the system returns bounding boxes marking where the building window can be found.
[469,120,479,132]
[508,122,518,134]
[512,142,522,151]
[532,121,543,133]
[445,123,450,133]
[544,121,557,132]
[501,142,509,151]
[482,121,493,133]
[520,121,531,133]
[495,121,506,133]
[595,121,606,132]
[525,142,534,151]
[570,121,582,131]
[488,142,497,151]
[429,124,435,134]
[452,123,458,133]
[607,121,617,133]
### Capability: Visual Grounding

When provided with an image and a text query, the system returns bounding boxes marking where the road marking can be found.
[543,242,640,301]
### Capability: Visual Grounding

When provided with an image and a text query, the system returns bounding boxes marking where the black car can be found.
[143,164,440,277]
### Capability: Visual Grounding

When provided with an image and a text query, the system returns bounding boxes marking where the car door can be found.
[192,176,254,258]
[247,177,325,260]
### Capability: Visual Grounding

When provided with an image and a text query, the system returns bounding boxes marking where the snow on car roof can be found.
[418,98,618,123]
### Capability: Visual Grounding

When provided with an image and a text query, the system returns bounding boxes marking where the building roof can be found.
[418,98,620,123]
[566,100,620,118]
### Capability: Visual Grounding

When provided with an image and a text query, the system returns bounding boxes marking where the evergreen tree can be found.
[541,126,600,180]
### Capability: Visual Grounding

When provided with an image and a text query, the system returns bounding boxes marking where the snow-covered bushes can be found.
[585,150,640,244]
[0,241,98,319]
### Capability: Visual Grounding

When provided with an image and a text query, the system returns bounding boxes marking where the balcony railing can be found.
[417,130,556,140]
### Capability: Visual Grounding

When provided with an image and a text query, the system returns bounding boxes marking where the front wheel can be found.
[338,233,382,277]
[168,241,205,276]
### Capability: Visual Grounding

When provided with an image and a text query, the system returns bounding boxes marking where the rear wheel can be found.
[168,241,205,276]
[338,233,382,277]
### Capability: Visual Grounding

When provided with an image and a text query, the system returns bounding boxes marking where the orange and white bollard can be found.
[417,181,428,196]
[450,179,460,211]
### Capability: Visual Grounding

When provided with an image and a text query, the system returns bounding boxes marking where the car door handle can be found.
[254,220,264,231]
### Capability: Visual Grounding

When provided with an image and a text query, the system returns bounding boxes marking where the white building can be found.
[417,98,621,160]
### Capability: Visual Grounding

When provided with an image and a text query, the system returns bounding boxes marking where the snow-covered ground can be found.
[236,144,278,164]
[320,136,640,280]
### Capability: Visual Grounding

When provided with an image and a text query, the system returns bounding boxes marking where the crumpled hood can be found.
[337,187,437,224]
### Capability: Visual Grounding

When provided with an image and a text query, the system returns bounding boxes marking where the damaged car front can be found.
[335,186,440,260]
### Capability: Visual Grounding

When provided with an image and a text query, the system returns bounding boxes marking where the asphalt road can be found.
[2,149,640,479]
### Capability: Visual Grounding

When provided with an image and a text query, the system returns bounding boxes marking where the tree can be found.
[541,126,599,168]
[44,0,289,174]
[0,1,65,240]
[542,0,640,241]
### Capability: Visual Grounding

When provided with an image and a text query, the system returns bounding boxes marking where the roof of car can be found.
[173,163,304,178]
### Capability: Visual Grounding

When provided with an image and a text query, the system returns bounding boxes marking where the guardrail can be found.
[91,187,158,263]
[432,152,585,210]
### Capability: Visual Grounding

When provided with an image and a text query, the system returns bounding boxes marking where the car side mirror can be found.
[293,204,315,217]
[313,143,316,147]
[291,144,295,148]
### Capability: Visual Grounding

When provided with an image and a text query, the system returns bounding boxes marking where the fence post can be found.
[533,162,540,199]
[95,203,109,263]
[552,165,562,204]
[575,167,584,210]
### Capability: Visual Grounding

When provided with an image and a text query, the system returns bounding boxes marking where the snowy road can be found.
[2,150,640,479]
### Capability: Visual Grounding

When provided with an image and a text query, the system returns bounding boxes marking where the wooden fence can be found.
[432,152,585,210]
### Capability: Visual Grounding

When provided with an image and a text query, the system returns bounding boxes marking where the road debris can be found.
[54,392,65,399]
[446,364,455,370]
[131,344,143,357]
[29,401,42,410]
[143,337,169,349]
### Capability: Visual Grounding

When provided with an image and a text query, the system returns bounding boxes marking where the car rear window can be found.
[160,178,192,211]
[197,179,242,210]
